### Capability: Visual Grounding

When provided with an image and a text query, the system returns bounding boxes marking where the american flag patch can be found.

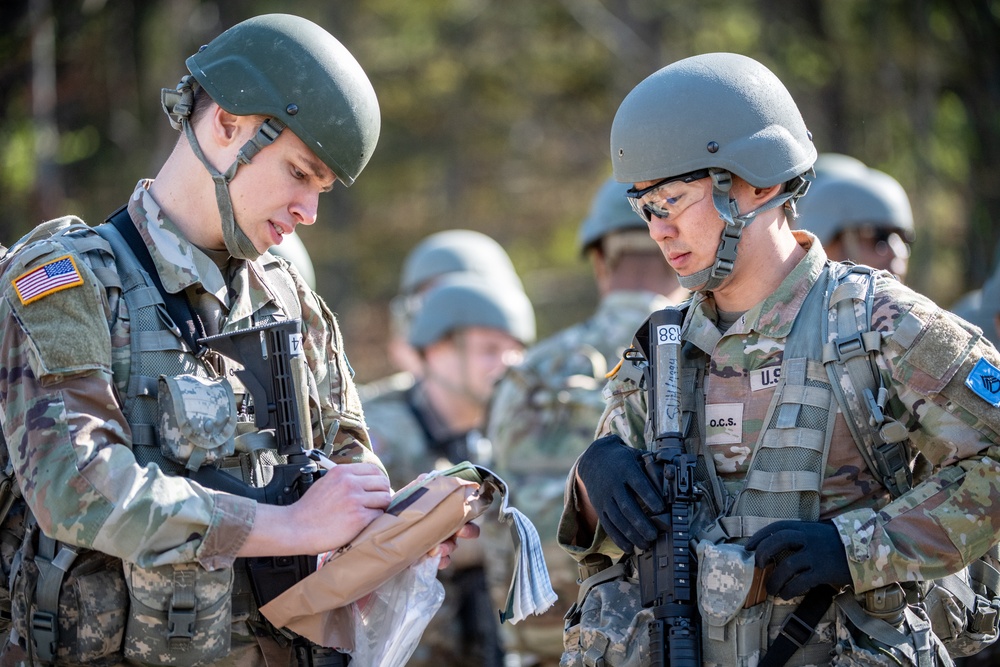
[13,255,84,305]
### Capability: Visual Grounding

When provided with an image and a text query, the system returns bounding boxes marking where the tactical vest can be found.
[684,261,997,667]
[565,261,999,667]
[2,216,307,665]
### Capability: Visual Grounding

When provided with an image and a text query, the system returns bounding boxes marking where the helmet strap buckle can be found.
[237,118,287,165]
[161,75,199,132]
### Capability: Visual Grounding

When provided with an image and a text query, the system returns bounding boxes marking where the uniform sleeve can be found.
[831,287,1000,593]
[0,245,255,571]
[557,366,649,563]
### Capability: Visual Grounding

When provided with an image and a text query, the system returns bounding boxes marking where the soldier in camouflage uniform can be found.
[795,154,915,283]
[0,14,473,667]
[559,53,1000,667]
[365,275,536,667]
[484,177,687,666]
[360,229,525,403]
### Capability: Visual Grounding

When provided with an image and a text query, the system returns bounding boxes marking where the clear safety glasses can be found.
[625,169,711,223]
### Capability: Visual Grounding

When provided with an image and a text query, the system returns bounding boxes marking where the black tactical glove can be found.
[745,519,853,600]
[576,434,665,554]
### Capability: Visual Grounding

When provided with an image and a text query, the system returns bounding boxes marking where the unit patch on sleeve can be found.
[965,357,1000,408]
[12,255,84,305]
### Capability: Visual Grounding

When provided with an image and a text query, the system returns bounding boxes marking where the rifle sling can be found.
[759,584,835,667]
[102,205,206,355]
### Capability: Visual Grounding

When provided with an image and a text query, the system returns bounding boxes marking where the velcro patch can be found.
[965,357,1000,407]
[705,403,743,445]
[750,365,782,392]
[12,254,83,304]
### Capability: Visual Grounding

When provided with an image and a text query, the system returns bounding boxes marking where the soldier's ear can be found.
[751,183,783,203]
[209,106,249,148]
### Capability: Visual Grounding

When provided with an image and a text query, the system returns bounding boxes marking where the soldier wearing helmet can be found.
[0,14,474,666]
[484,177,686,666]
[365,275,536,667]
[559,53,1000,667]
[797,154,915,282]
[361,229,525,402]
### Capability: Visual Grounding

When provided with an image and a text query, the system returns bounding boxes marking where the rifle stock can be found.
[192,320,322,604]
[191,321,348,665]
[637,307,701,667]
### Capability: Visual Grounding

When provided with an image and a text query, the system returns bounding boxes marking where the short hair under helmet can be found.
[184,13,380,187]
[610,52,815,188]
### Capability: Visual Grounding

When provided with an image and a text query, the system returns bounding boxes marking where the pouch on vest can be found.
[561,563,651,667]
[920,545,1000,658]
[10,528,127,667]
[696,540,772,667]
[834,590,955,667]
[157,374,237,471]
[123,561,233,666]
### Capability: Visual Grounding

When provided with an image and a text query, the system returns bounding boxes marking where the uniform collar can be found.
[128,180,228,298]
[129,180,284,323]
[685,231,828,353]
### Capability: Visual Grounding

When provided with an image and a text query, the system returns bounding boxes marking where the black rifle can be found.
[635,307,701,667]
[192,320,349,666]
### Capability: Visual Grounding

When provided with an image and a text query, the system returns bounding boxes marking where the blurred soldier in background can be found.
[485,177,686,666]
[360,229,524,402]
[364,275,536,667]
[796,153,914,282]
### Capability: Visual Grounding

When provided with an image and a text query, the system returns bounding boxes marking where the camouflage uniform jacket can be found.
[559,232,1000,595]
[0,179,378,571]
[485,290,673,662]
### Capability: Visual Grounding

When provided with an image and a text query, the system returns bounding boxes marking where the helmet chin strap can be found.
[162,76,287,261]
[678,168,807,292]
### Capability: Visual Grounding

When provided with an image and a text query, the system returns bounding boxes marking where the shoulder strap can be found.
[821,264,912,499]
[96,206,206,355]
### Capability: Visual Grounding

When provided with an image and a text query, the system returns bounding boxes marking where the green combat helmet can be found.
[407,276,536,350]
[610,52,816,291]
[161,13,380,260]
[399,230,523,296]
[269,231,317,290]
[796,159,915,246]
[577,177,651,254]
[391,230,524,340]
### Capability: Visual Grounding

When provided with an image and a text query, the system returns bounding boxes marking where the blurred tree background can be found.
[1,0,998,382]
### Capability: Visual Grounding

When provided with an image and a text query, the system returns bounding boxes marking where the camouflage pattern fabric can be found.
[122,561,233,665]
[0,180,380,665]
[486,290,673,665]
[559,232,1000,666]
[364,381,505,667]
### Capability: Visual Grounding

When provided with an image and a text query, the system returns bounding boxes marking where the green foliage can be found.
[0,0,998,379]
